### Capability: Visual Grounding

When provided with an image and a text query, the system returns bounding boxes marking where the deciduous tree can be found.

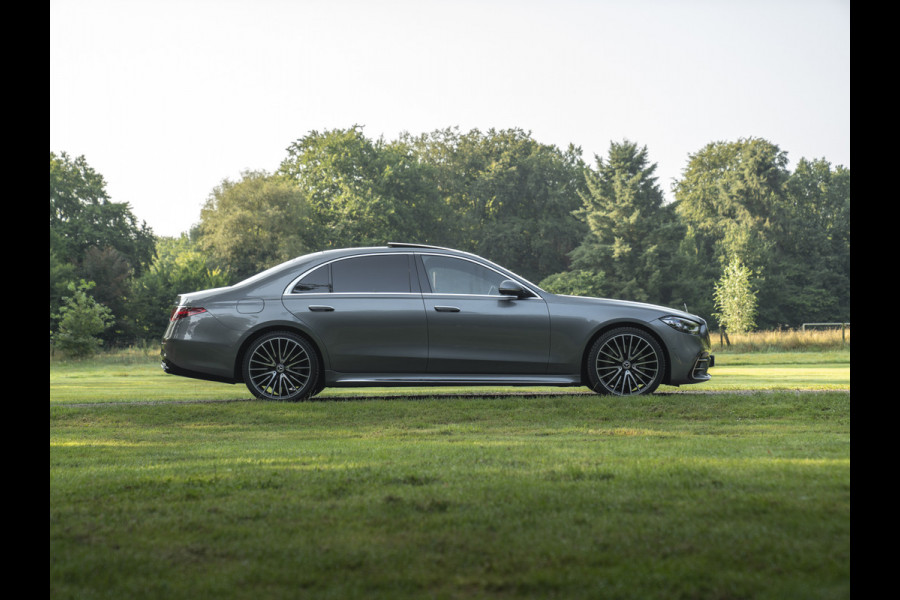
[713,257,758,335]
[50,152,155,276]
[538,269,606,297]
[674,139,849,326]
[128,235,231,340]
[403,127,586,282]
[780,158,850,322]
[196,170,311,281]
[279,126,442,251]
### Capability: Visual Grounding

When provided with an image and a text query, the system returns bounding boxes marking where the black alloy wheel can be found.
[243,331,319,401]
[587,327,665,396]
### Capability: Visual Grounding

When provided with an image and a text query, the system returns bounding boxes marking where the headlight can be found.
[661,316,702,335]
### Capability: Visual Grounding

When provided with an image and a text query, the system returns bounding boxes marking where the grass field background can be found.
[50,340,850,599]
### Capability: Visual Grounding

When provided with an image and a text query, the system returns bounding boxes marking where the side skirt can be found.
[324,372,582,387]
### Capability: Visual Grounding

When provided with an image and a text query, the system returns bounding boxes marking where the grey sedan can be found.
[161,243,714,400]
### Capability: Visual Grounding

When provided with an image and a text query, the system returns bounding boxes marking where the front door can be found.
[417,254,550,374]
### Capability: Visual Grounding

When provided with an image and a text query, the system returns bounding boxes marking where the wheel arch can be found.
[579,321,672,387]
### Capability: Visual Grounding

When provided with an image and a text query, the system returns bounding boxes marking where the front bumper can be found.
[691,352,715,381]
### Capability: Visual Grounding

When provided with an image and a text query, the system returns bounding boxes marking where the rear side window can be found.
[291,264,331,293]
[331,255,411,293]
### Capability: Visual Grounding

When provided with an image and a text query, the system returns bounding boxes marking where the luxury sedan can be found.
[161,243,714,400]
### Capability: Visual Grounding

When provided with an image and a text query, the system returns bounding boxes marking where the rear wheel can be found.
[587,327,665,396]
[243,331,320,401]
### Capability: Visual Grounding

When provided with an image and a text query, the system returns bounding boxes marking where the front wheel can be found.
[243,331,320,401]
[586,327,665,396]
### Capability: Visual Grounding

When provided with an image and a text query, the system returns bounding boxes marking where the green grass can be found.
[50,349,850,405]
[50,349,850,599]
[692,351,849,392]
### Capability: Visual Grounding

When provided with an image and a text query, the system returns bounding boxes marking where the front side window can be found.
[420,255,507,295]
[331,255,411,293]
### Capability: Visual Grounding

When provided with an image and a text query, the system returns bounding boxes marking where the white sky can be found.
[50,0,850,238]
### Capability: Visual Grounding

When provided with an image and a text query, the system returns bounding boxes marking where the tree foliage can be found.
[539,270,606,297]
[196,170,310,282]
[50,132,849,345]
[403,127,587,282]
[50,248,77,333]
[275,126,588,283]
[675,139,849,327]
[50,152,156,343]
[51,281,114,358]
[127,235,232,340]
[780,158,851,322]
[713,257,758,334]
[50,152,155,276]
[674,138,789,269]
[81,246,133,342]
[557,140,684,304]
[278,127,441,251]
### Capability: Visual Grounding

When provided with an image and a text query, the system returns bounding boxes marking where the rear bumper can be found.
[160,358,239,384]
[160,310,242,383]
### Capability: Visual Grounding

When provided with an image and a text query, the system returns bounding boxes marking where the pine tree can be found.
[568,140,683,305]
[51,281,114,358]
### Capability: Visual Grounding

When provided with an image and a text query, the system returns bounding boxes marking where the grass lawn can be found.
[49,349,850,404]
[50,349,850,599]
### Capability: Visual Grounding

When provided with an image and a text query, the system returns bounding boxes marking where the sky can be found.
[50,0,850,239]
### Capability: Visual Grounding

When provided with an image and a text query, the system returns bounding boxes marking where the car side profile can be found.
[161,243,714,400]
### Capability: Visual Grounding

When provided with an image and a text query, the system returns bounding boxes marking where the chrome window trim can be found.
[283,252,414,296]
[282,250,541,299]
[422,293,542,300]
[286,292,423,297]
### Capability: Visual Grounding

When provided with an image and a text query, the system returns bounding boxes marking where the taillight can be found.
[170,306,207,321]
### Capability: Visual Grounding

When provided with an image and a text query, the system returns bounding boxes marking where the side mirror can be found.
[498,279,529,299]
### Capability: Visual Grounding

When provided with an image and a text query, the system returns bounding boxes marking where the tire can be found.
[586,327,665,396]
[243,331,320,401]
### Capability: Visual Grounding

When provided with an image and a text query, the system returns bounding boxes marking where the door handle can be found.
[434,306,460,312]
[308,305,335,312]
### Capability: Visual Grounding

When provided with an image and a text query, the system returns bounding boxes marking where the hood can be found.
[554,293,705,323]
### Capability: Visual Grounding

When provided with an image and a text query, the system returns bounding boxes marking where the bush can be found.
[51,281,114,358]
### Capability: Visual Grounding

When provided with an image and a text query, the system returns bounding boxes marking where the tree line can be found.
[50,127,849,354]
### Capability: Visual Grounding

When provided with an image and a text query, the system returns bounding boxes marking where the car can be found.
[161,243,714,400]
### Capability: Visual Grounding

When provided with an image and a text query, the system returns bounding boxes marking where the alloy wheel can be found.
[246,334,314,400]
[592,330,662,395]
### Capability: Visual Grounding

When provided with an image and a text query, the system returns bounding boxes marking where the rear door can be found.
[417,254,550,374]
[282,253,428,373]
